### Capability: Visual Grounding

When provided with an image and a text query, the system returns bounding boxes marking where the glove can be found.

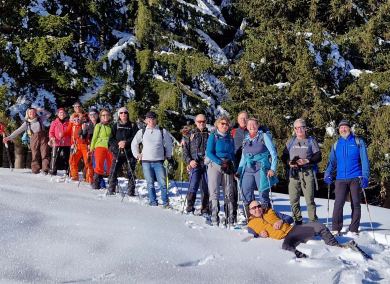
[361,177,369,189]
[221,160,234,175]
[324,175,332,185]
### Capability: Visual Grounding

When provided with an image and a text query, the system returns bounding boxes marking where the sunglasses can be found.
[196,120,206,123]
[250,205,262,210]
[220,122,228,126]
[119,112,128,114]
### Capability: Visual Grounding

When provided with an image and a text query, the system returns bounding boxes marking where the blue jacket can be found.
[325,134,369,180]
[206,131,235,165]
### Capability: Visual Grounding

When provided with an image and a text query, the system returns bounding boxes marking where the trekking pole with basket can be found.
[267,176,274,209]
[2,136,13,171]
[360,177,376,241]
[326,183,331,229]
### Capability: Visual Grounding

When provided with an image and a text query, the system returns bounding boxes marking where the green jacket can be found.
[90,123,112,151]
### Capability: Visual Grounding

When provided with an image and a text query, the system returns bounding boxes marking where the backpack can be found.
[286,135,319,173]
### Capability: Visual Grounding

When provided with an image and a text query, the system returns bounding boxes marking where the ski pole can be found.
[124,149,137,194]
[326,184,331,229]
[1,132,13,171]
[360,177,375,241]
[108,150,121,194]
[181,168,194,214]
[267,176,274,209]
[235,176,248,222]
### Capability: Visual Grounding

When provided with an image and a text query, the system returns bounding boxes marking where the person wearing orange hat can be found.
[65,112,93,183]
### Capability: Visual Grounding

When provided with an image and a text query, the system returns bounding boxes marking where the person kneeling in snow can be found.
[247,200,341,258]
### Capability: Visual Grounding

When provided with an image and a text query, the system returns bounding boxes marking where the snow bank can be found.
[0,169,389,283]
[196,29,228,65]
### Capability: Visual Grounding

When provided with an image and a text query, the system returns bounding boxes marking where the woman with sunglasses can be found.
[236,118,278,217]
[65,112,93,183]
[107,107,138,195]
[205,115,235,226]
[90,109,113,189]
[247,200,343,259]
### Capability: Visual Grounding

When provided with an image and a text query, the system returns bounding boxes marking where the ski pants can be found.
[108,153,135,192]
[282,222,339,252]
[188,165,209,195]
[288,168,317,222]
[30,131,50,174]
[207,161,235,223]
[51,146,70,173]
[94,147,113,176]
[69,143,93,183]
[241,170,270,206]
[332,178,361,233]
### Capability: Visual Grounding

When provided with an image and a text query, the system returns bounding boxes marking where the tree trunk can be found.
[382,179,390,209]
[14,143,25,168]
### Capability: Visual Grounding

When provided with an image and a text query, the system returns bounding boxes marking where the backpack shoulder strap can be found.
[287,136,296,151]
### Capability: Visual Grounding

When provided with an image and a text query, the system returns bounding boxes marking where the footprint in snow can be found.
[185,220,205,230]
[177,255,215,267]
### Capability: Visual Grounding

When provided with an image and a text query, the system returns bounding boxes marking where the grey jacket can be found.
[131,126,173,162]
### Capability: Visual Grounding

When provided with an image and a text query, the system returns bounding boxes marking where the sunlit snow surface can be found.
[0,168,389,283]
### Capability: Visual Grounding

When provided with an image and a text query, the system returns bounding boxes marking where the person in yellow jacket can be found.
[247,200,341,258]
[90,109,113,189]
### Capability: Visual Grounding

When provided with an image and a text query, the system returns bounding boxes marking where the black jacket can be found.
[183,128,209,164]
[109,121,138,157]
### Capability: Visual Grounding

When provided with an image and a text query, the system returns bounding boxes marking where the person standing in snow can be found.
[206,116,236,226]
[48,108,71,175]
[131,111,173,207]
[65,112,93,183]
[236,117,278,218]
[3,107,51,174]
[90,109,113,190]
[230,111,249,222]
[281,118,321,225]
[247,200,341,258]
[107,107,138,195]
[183,114,210,214]
[324,119,370,235]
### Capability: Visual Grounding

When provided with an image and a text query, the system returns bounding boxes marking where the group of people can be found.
[2,105,370,257]
[2,103,173,207]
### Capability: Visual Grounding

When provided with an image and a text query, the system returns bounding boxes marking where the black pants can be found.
[108,153,136,191]
[332,179,361,233]
[51,146,70,173]
[282,222,339,252]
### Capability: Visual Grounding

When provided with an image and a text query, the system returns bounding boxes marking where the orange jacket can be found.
[65,114,89,146]
[248,209,293,240]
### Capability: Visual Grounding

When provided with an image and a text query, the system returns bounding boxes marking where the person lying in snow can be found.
[247,200,343,258]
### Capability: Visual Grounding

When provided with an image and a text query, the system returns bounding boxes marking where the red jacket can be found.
[65,114,90,146]
[49,118,71,146]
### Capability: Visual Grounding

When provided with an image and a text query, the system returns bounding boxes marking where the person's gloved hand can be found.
[221,160,233,174]
[361,177,369,188]
[324,175,333,185]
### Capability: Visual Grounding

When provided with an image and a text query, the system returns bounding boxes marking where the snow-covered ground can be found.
[0,168,389,283]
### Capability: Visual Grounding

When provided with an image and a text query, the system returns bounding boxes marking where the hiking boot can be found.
[294,250,308,258]
[294,220,303,226]
[93,174,102,190]
[127,190,136,197]
[162,203,171,209]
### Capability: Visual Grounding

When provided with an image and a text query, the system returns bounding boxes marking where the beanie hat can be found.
[88,107,98,115]
[145,111,157,119]
[338,119,351,128]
